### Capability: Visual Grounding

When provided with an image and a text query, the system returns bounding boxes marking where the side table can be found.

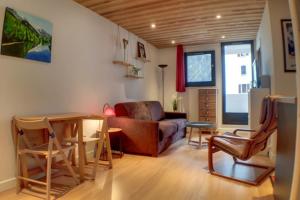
[186,122,216,148]
[97,128,123,159]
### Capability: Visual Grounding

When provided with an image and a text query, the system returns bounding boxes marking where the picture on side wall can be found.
[281,19,296,72]
[137,41,146,59]
[1,7,53,63]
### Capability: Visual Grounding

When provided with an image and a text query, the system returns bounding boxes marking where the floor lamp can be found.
[158,64,168,108]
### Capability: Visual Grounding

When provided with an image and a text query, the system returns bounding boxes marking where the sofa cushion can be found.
[158,120,177,141]
[116,102,152,120]
[144,101,165,121]
[161,118,187,130]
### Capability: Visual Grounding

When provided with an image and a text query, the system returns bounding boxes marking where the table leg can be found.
[188,127,193,144]
[105,132,113,169]
[77,120,85,182]
[198,129,202,149]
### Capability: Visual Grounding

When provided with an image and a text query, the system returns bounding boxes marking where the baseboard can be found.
[0,177,16,193]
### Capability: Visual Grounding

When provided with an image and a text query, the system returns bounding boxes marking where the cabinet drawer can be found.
[199,117,216,123]
[199,102,216,109]
[199,89,216,95]
[199,109,216,117]
[199,95,216,103]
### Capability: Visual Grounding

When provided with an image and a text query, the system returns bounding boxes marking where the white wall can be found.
[256,3,274,86]
[256,0,297,96]
[0,0,160,191]
[256,0,297,162]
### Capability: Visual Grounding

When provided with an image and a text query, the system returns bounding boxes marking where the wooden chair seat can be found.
[19,143,74,156]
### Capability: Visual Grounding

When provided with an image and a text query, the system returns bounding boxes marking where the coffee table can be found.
[186,121,216,148]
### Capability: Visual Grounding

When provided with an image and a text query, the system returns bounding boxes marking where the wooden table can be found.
[11,113,108,183]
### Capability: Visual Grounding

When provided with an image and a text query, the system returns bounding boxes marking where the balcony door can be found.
[221,41,254,125]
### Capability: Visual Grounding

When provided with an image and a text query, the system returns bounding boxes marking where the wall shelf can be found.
[125,75,144,79]
[113,60,134,67]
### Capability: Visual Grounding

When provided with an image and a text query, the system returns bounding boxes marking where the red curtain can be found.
[176,45,186,92]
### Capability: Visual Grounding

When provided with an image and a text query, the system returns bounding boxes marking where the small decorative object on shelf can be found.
[122,38,128,61]
[126,65,143,79]
[137,41,146,59]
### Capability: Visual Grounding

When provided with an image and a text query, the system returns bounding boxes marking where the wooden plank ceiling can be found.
[74,0,266,48]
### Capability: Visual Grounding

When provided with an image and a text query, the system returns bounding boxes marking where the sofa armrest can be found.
[108,117,160,156]
[165,112,187,119]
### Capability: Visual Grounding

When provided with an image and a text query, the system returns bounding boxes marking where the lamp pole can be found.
[158,65,168,108]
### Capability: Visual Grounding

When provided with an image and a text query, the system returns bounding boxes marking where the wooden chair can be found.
[208,96,278,185]
[64,117,112,180]
[14,117,79,200]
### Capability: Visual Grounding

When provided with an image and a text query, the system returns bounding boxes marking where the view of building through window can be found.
[224,44,252,113]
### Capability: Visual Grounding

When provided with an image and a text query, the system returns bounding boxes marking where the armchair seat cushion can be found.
[158,121,177,141]
[161,118,187,130]
[213,136,248,158]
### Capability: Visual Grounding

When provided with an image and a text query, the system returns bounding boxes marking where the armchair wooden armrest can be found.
[233,129,256,135]
[210,135,254,142]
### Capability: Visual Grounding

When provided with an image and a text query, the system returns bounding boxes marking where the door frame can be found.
[221,40,254,125]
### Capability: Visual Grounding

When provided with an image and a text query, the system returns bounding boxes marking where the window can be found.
[241,65,247,75]
[184,51,215,87]
[238,83,251,93]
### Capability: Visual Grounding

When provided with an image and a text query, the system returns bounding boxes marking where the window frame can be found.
[184,50,216,87]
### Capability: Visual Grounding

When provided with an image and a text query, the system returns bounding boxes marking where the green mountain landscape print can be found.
[1,7,52,63]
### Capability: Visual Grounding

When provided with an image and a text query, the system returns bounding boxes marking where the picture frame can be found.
[1,7,53,63]
[281,19,296,72]
[137,41,146,59]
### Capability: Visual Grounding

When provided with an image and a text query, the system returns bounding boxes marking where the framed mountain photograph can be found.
[1,7,53,63]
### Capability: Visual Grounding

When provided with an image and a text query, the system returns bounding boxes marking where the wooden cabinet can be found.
[198,89,217,133]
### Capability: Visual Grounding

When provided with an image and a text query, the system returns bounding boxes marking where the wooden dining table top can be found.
[14,112,107,121]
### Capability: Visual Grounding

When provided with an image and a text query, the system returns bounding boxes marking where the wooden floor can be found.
[0,138,274,200]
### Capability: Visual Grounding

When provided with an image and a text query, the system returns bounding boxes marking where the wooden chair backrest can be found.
[15,117,54,134]
[248,96,278,157]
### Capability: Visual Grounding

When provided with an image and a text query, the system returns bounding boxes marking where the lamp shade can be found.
[158,64,168,68]
[103,103,115,116]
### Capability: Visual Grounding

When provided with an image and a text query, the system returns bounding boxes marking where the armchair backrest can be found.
[249,96,278,156]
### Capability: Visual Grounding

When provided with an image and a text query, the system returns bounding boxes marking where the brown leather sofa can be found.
[108,101,187,157]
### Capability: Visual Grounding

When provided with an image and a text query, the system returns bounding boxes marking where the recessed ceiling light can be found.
[151,23,156,28]
[221,35,226,39]
[171,40,176,44]
[216,14,222,19]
